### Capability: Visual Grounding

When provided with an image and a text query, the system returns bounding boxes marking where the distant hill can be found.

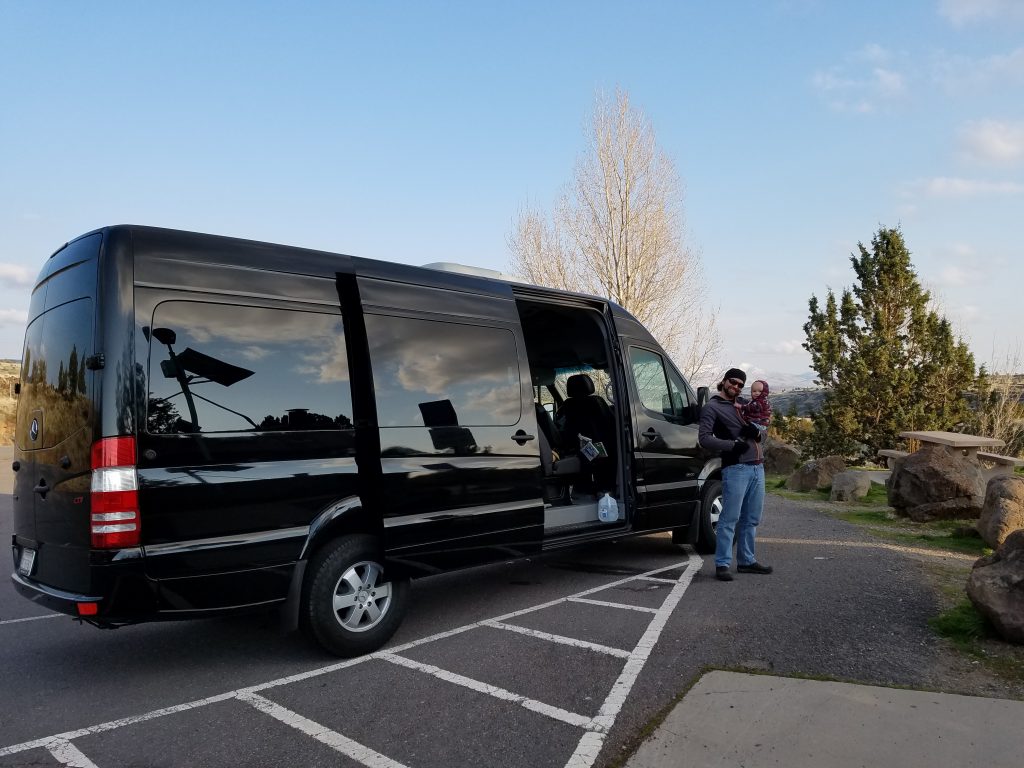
[0,360,19,443]
[770,388,827,417]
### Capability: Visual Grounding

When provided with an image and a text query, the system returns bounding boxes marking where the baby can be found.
[742,379,772,433]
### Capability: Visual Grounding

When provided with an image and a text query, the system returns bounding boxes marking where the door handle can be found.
[642,428,660,441]
[512,430,536,445]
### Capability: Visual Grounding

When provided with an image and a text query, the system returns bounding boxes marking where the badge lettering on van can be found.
[29,418,39,442]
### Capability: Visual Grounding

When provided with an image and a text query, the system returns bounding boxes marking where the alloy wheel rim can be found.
[710,495,723,528]
[331,560,393,632]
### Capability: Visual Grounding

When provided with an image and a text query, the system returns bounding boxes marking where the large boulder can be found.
[786,455,847,492]
[830,471,873,502]
[887,444,985,522]
[967,529,1024,644]
[764,441,799,475]
[977,475,1024,549]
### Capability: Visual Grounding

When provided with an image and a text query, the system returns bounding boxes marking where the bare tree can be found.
[968,345,1024,457]
[508,88,720,382]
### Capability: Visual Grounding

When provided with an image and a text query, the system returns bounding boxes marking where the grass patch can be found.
[929,600,993,654]
[830,506,990,556]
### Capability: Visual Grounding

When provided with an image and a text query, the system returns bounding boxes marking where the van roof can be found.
[62,225,639,321]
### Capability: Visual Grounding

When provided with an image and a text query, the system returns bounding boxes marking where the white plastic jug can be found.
[598,493,618,523]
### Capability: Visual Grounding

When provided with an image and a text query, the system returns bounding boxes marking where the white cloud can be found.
[959,119,1024,166]
[936,265,975,286]
[0,308,27,327]
[919,176,1024,197]
[811,48,908,112]
[958,304,982,321]
[932,47,1024,91]
[756,340,806,355]
[939,0,1024,26]
[0,264,35,288]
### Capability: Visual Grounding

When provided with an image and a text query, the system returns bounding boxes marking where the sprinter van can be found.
[11,226,723,656]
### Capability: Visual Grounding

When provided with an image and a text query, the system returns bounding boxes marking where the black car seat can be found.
[555,373,616,492]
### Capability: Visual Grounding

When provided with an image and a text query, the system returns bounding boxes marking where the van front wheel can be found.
[694,479,722,555]
[303,535,409,657]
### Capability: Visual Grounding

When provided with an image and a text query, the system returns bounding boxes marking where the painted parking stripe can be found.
[567,597,659,614]
[381,652,595,730]
[0,692,238,757]
[482,620,631,658]
[238,692,410,768]
[564,549,703,768]
[0,613,61,626]
[0,553,698,767]
[635,575,676,584]
[46,740,99,768]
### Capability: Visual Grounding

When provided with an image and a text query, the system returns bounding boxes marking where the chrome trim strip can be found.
[144,526,309,557]
[383,498,541,528]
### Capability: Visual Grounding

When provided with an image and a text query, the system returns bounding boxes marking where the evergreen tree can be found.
[802,227,977,457]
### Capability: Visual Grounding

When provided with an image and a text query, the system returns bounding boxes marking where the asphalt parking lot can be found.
[4,451,1020,768]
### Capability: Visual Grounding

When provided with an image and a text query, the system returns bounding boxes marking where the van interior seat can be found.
[556,373,616,459]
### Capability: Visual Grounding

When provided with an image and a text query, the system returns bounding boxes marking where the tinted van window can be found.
[629,346,696,425]
[17,297,94,450]
[366,314,521,427]
[147,302,352,433]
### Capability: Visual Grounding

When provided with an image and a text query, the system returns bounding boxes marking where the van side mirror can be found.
[696,386,709,407]
[152,327,177,346]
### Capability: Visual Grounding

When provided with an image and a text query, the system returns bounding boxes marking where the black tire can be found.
[694,479,722,555]
[302,534,409,657]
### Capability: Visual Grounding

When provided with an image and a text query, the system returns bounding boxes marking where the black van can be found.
[11,226,722,656]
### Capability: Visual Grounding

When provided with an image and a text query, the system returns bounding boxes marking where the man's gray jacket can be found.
[698,394,764,467]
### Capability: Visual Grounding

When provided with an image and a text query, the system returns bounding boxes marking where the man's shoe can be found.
[715,566,733,581]
[737,562,773,574]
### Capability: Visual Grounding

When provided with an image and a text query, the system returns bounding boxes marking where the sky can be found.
[2,1,1022,387]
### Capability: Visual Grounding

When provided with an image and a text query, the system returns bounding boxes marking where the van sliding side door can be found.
[359,277,544,572]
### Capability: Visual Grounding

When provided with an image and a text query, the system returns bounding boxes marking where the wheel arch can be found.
[280,496,381,632]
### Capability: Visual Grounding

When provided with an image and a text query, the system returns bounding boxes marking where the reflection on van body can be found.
[10,225,719,657]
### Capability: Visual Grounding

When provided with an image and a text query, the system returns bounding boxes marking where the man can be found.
[697,368,773,582]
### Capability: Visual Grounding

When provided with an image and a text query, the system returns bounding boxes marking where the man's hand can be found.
[739,423,760,439]
[729,438,747,457]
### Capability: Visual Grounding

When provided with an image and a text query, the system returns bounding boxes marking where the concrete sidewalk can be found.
[626,670,1024,768]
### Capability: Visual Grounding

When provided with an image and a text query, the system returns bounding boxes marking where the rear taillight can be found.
[90,437,140,548]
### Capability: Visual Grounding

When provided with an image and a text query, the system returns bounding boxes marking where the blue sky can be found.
[2,1,1022,385]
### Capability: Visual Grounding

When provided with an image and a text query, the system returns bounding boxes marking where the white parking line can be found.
[46,739,99,768]
[635,575,677,584]
[238,692,410,768]
[567,597,659,614]
[563,550,703,768]
[0,613,61,626]
[0,551,701,768]
[482,620,631,658]
[381,652,595,730]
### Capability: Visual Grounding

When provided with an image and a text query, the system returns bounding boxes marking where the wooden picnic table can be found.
[898,430,1005,459]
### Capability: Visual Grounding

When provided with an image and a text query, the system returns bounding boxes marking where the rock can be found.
[830,471,873,502]
[786,455,847,492]
[764,441,799,475]
[977,475,1024,549]
[887,444,986,521]
[967,529,1024,644]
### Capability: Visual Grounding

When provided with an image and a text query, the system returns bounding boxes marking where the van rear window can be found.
[146,301,352,434]
[17,297,95,450]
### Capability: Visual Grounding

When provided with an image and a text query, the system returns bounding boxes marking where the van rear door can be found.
[13,234,100,592]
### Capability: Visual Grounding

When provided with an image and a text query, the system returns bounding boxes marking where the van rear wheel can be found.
[303,535,408,657]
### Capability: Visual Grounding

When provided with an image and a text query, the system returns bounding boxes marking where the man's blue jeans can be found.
[715,462,766,568]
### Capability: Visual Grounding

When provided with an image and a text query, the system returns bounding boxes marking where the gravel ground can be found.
[598,492,1024,767]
